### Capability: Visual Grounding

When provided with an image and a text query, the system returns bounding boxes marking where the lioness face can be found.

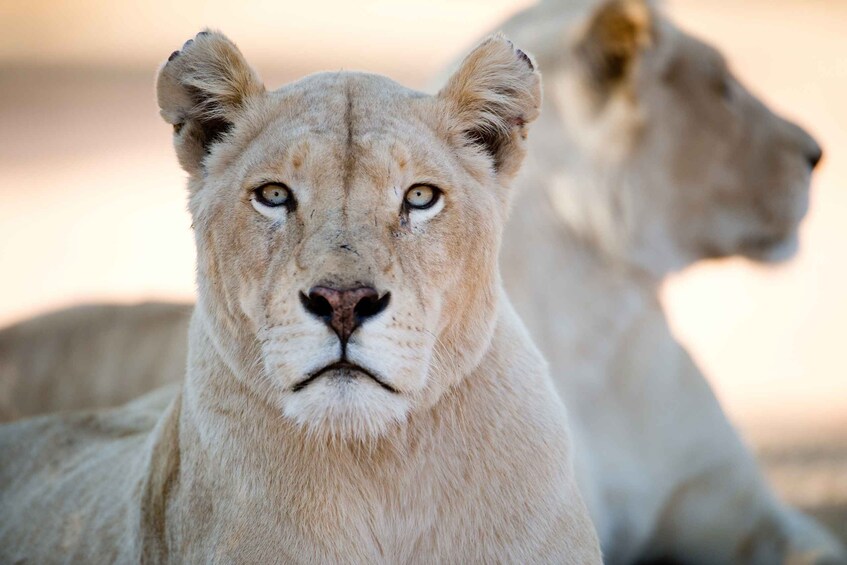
[158,32,540,439]
[198,77,499,440]
[553,0,822,273]
[638,28,822,265]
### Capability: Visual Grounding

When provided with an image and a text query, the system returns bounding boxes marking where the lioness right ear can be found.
[438,34,541,181]
[156,30,264,175]
[575,0,654,92]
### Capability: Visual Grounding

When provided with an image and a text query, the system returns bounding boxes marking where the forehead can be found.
[267,72,430,146]
[666,31,727,78]
[300,72,422,107]
[228,72,453,189]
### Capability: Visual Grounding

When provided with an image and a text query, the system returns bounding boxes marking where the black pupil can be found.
[264,186,285,204]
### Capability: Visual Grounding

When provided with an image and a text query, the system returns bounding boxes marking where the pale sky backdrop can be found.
[0,0,845,431]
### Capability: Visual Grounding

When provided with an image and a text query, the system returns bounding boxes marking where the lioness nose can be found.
[792,122,823,170]
[807,144,823,170]
[300,286,391,343]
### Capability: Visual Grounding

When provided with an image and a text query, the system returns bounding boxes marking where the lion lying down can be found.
[0,32,601,562]
[1,1,845,563]
[498,1,844,563]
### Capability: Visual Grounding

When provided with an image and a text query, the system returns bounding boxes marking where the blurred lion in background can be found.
[0,302,189,419]
[499,1,841,563]
[0,0,844,563]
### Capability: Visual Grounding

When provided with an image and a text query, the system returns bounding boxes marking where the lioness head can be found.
[157,32,540,440]
[542,0,822,274]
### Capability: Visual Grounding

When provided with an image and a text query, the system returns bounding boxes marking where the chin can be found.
[281,374,411,442]
[744,231,800,264]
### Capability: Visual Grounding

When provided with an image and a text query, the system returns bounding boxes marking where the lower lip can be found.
[326,366,364,379]
[292,363,397,394]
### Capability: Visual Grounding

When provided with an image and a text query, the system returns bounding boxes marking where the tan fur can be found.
[0,302,189,421]
[1,2,844,563]
[498,1,843,563]
[0,31,601,562]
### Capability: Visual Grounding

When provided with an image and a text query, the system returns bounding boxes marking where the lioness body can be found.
[0,1,843,563]
[503,160,839,563]
[501,0,844,564]
[499,1,843,563]
[0,303,594,563]
[0,302,189,421]
[0,33,600,562]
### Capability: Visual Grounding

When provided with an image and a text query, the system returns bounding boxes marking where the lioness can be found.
[1,1,844,563]
[0,32,601,562]
[499,1,844,563]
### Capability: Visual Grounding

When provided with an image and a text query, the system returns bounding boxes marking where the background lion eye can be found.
[404,185,439,210]
[255,183,291,207]
[715,74,732,101]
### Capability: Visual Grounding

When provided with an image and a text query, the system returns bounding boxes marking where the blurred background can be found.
[1,0,845,535]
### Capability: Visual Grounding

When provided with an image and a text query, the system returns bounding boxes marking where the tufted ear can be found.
[574,0,655,92]
[156,30,265,175]
[438,34,541,181]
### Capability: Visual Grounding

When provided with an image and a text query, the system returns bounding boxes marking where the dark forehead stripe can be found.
[343,78,355,197]
[341,75,394,198]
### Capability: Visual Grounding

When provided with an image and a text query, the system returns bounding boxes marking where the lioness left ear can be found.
[157,30,265,176]
[439,34,541,180]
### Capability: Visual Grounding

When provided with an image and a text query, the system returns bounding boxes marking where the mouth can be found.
[740,230,797,261]
[292,361,398,394]
[742,233,787,252]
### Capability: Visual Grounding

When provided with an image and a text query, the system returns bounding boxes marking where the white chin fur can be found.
[282,377,410,442]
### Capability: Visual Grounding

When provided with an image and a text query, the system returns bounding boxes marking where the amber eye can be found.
[404,184,440,210]
[254,183,292,208]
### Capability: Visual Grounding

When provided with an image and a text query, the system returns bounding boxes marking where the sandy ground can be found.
[752,424,847,542]
[0,0,845,541]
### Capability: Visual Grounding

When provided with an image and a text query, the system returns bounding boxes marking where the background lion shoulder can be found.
[0,302,190,421]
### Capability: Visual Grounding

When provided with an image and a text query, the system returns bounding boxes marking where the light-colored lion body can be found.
[1,304,596,563]
[0,1,844,563]
[0,32,600,562]
[499,1,842,563]
[0,302,189,421]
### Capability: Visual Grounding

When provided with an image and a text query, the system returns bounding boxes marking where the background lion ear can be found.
[156,30,264,175]
[575,0,655,91]
[438,34,541,181]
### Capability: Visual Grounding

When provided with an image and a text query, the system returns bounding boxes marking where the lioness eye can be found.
[404,185,440,210]
[254,183,291,207]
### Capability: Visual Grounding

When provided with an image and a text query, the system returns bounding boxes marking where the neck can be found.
[180,291,560,478]
[503,159,662,389]
[166,298,576,561]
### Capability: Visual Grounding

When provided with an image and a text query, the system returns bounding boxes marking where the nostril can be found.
[354,291,391,320]
[808,147,823,170]
[301,285,389,341]
[300,291,333,320]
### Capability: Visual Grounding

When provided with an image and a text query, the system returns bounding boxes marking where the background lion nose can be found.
[300,286,391,343]
[807,144,823,170]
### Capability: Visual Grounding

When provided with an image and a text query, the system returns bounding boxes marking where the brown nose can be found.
[300,286,391,343]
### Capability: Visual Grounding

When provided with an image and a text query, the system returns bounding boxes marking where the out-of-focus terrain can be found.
[0,0,845,539]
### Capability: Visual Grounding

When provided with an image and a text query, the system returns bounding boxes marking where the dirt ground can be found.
[750,424,847,543]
